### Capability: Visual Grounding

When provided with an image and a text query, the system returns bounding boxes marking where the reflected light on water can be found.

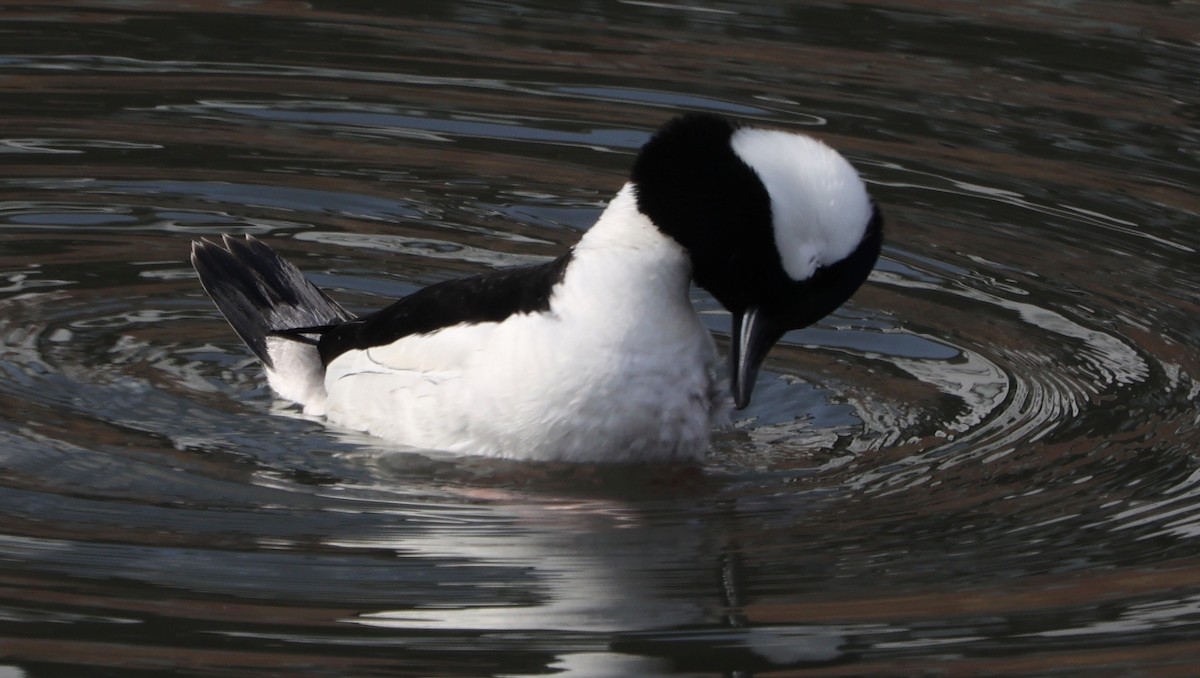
[0,0,1197,675]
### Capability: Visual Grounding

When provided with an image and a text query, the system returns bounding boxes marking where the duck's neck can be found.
[549,184,695,320]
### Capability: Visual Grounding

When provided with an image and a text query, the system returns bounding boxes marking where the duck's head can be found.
[631,113,882,409]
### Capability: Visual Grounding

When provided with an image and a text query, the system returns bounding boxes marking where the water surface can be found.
[1,1,1198,676]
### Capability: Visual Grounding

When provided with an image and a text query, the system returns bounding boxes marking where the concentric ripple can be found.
[0,1,1198,675]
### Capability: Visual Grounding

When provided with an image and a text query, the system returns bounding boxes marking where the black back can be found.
[313,253,572,364]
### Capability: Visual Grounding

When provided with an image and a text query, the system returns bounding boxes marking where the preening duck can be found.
[191,113,882,462]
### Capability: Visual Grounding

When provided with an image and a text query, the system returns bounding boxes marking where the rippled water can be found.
[1,2,1198,676]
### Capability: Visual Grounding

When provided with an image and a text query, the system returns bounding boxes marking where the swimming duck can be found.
[191,113,882,462]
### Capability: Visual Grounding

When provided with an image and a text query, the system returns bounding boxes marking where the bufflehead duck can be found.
[191,113,882,463]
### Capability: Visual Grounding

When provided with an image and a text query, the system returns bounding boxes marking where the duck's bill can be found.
[729,306,784,410]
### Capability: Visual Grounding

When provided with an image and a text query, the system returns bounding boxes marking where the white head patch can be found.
[731,128,872,281]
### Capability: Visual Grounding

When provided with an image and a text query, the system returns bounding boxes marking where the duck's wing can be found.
[313,252,572,365]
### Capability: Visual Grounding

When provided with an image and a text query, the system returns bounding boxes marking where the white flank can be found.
[264,336,328,413]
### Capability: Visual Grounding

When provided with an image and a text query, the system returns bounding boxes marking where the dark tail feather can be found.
[190,235,351,367]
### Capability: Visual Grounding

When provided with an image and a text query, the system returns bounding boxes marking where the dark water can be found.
[1,1,1198,675]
